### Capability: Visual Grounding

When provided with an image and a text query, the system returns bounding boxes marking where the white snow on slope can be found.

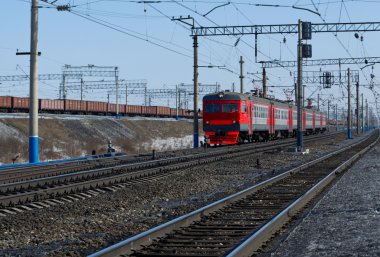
[141,135,194,151]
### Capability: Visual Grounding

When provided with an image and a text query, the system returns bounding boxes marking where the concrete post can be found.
[361,93,364,133]
[296,19,303,152]
[29,0,39,163]
[239,56,244,93]
[347,68,352,139]
[356,82,359,135]
[263,68,267,98]
[193,35,199,148]
[80,78,83,101]
[327,100,330,132]
[176,84,179,120]
[115,67,119,118]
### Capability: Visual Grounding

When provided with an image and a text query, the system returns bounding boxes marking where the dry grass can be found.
[0,118,196,164]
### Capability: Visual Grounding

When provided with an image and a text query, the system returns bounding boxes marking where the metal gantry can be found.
[66,79,147,104]
[189,20,380,150]
[192,22,380,36]
[295,70,360,84]
[260,57,380,68]
[61,65,118,101]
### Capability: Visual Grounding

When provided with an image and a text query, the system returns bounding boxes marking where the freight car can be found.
[203,91,327,145]
[0,96,190,119]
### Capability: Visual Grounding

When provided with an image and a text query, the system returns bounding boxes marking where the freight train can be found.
[0,96,195,118]
[203,91,327,145]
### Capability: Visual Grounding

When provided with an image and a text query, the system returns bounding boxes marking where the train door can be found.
[320,113,323,128]
[247,101,253,134]
[270,104,275,135]
[312,111,316,132]
[267,104,272,134]
[288,108,293,132]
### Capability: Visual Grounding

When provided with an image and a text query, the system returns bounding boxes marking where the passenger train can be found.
[203,91,327,145]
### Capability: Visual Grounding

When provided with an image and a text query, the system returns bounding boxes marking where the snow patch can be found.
[141,135,193,151]
[0,121,24,141]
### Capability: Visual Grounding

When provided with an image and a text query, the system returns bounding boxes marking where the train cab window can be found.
[242,102,247,113]
[222,103,238,113]
[205,104,219,113]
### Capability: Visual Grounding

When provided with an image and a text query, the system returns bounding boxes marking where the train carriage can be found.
[64,99,87,113]
[203,91,327,145]
[40,99,64,112]
[0,96,12,110]
[303,109,314,133]
[12,97,30,111]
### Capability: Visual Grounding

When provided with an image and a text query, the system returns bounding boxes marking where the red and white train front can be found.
[203,92,252,145]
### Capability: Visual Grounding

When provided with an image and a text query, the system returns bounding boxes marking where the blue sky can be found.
[1,0,380,113]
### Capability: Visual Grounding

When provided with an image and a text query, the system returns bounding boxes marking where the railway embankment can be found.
[0,114,197,165]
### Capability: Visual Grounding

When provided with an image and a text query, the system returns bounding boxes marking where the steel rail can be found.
[1,132,339,185]
[1,132,335,191]
[0,133,338,207]
[87,130,377,257]
[227,131,379,256]
[0,132,338,185]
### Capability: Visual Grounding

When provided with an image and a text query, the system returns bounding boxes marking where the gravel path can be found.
[0,133,351,256]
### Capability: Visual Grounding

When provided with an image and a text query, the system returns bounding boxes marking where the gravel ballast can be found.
[0,133,358,256]
[268,135,380,257]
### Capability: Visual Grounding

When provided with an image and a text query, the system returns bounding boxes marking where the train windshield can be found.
[222,103,238,113]
[204,104,219,113]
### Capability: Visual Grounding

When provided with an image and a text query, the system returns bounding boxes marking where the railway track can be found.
[0,132,338,208]
[88,130,378,257]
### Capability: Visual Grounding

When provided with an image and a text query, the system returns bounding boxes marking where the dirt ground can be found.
[0,115,198,165]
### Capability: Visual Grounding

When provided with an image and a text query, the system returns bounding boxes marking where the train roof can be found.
[203,91,325,114]
[203,91,251,101]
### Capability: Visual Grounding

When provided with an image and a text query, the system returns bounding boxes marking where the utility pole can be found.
[361,93,364,133]
[262,68,267,98]
[232,82,235,92]
[62,74,66,100]
[144,87,147,106]
[125,84,128,105]
[317,94,320,111]
[356,82,359,135]
[176,85,179,120]
[107,93,110,103]
[296,19,303,152]
[327,99,330,132]
[347,68,352,139]
[115,67,119,118]
[366,99,369,132]
[303,84,306,107]
[336,104,338,132]
[80,78,84,101]
[29,0,39,163]
[193,35,199,148]
[239,56,244,93]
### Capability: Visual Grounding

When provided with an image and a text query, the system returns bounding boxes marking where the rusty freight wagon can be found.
[0,96,12,111]
[39,99,64,112]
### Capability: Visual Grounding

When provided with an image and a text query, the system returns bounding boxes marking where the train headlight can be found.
[232,120,236,124]
[206,121,209,124]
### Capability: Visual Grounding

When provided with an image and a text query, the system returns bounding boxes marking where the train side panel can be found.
[12,97,30,111]
[0,96,12,109]
[65,100,87,113]
[40,99,64,111]
[126,105,142,115]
